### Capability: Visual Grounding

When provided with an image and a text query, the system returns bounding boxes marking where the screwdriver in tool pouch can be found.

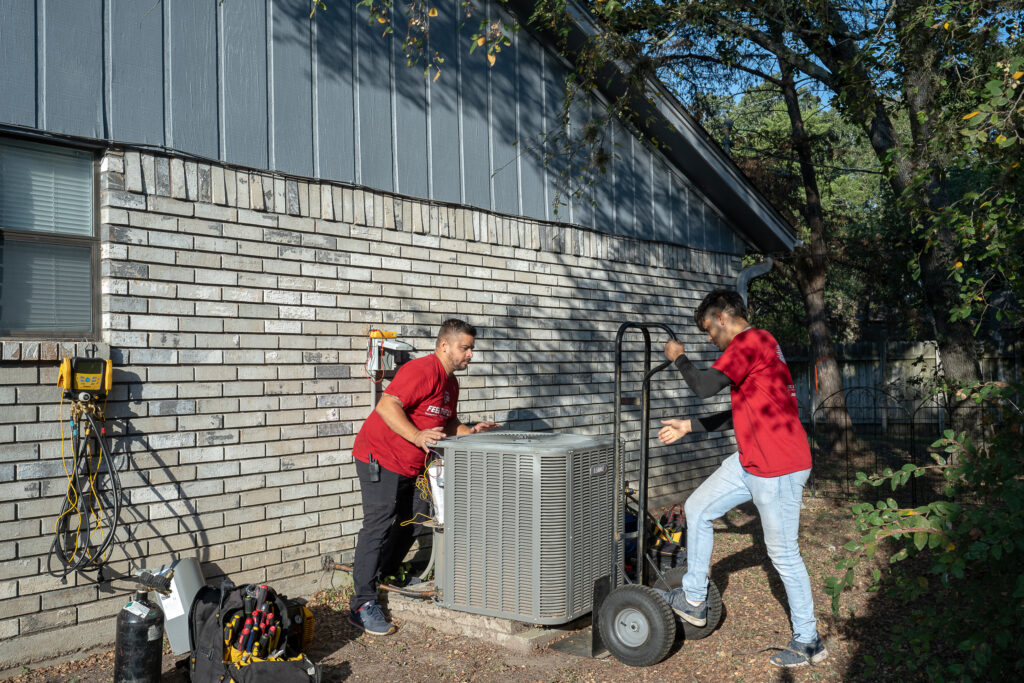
[224,613,242,645]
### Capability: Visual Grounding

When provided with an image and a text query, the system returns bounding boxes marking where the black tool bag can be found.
[188,580,320,683]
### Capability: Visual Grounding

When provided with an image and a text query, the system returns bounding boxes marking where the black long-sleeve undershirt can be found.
[673,354,734,433]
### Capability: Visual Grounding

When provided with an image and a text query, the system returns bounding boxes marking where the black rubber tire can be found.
[652,565,723,640]
[598,584,676,667]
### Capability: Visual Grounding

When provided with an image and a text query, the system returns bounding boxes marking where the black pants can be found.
[350,458,430,610]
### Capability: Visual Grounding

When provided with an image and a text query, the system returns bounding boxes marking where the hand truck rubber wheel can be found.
[598,584,676,667]
[653,565,723,640]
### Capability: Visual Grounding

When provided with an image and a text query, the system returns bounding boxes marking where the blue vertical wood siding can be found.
[0,3,37,128]
[0,0,746,254]
[427,0,463,205]
[517,34,546,220]
[110,0,163,146]
[355,3,394,192]
[222,0,269,170]
[394,0,430,200]
[315,1,356,184]
[43,0,104,138]
[170,1,219,159]
[272,0,315,177]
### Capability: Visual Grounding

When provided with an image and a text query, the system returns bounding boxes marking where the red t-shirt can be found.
[711,328,811,477]
[352,354,459,478]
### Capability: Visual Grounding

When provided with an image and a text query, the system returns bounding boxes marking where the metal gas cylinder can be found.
[113,589,164,683]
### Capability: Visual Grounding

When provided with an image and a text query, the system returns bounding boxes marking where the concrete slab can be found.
[384,585,591,655]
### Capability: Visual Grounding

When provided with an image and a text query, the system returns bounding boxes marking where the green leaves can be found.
[827,381,1024,678]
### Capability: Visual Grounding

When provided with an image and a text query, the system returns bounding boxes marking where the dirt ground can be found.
[4,497,902,682]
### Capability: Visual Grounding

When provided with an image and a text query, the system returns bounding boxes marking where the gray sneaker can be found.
[666,587,706,626]
[769,635,828,667]
[348,600,396,636]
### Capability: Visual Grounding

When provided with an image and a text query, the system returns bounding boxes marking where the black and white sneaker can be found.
[769,635,828,667]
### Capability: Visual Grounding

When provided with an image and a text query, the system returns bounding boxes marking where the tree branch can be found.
[713,14,836,87]
[660,53,781,85]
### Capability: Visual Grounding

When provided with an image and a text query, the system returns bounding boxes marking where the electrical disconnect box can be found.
[365,329,415,405]
[366,330,414,375]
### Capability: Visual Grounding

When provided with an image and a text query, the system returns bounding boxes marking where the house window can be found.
[0,137,96,337]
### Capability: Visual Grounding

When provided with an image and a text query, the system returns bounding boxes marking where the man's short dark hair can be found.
[694,289,748,330]
[438,318,476,343]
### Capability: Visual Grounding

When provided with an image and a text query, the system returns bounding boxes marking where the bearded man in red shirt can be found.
[658,289,827,668]
[348,319,499,635]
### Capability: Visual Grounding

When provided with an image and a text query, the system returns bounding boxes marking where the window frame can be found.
[0,134,100,339]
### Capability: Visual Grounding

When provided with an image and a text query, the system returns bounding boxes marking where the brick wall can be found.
[0,148,739,666]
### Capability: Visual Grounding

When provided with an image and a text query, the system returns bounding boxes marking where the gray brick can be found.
[150,195,195,216]
[41,585,98,610]
[129,349,178,365]
[1,595,40,618]
[103,189,146,210]
[196,202,238,222]
[314,365,350,379]
[106,261,149,278]
[130,314,178,331]
[125,211,174,232]
[108,224,148,245]
[150,400,196,416]
[179,349,224,364]
[195,269,237,286]
[19,607,76,635]
[148,230,194,250]
[198,164,212,202]
[170,157,186,198]
[185,161,199,200]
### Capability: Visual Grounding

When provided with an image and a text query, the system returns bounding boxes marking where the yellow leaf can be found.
[962,111,980,120]
[943,21,949,29]
[429,7,438,17]
[996,134,1007,144]
[955,261,963,268]
[477,36,486,46]
[433,68,441,82]
[1013,71,1023,80]
[487,53,495,66]
[1012,161,1021,168]
[377,16,386,23]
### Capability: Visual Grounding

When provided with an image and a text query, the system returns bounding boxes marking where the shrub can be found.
[826,382,1024,681]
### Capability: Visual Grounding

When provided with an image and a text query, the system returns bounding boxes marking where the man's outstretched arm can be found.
[659,410,733,444]
[664,340,731,398]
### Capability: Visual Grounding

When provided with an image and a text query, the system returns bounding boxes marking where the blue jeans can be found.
[682,452,818,643]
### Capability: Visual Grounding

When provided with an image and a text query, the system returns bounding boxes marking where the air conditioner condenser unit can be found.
[432,432,617,625]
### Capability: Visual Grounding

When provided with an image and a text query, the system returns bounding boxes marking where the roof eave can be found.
[506,0,801,253]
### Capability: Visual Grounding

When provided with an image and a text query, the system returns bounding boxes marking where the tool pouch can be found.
[188,580,320,683]
[651,504,686,571]
[658,504,685,544]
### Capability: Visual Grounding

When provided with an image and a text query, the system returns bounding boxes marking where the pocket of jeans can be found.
[789,468,810,496]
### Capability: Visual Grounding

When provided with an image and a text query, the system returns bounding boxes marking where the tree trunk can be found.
[813,3,984,406]
[776,60,856,452]
[893,5,983,426]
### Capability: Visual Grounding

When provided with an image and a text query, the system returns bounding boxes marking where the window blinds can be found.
[0,137,94,334]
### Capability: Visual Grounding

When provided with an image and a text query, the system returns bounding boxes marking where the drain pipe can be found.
[735,256,774,306]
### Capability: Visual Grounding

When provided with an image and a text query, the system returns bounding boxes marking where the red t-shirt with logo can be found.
[352,354,459,478]
[711,328,811,477]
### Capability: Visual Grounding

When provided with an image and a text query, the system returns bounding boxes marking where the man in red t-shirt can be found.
[348,319,499,635]
[658,289,827,668]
